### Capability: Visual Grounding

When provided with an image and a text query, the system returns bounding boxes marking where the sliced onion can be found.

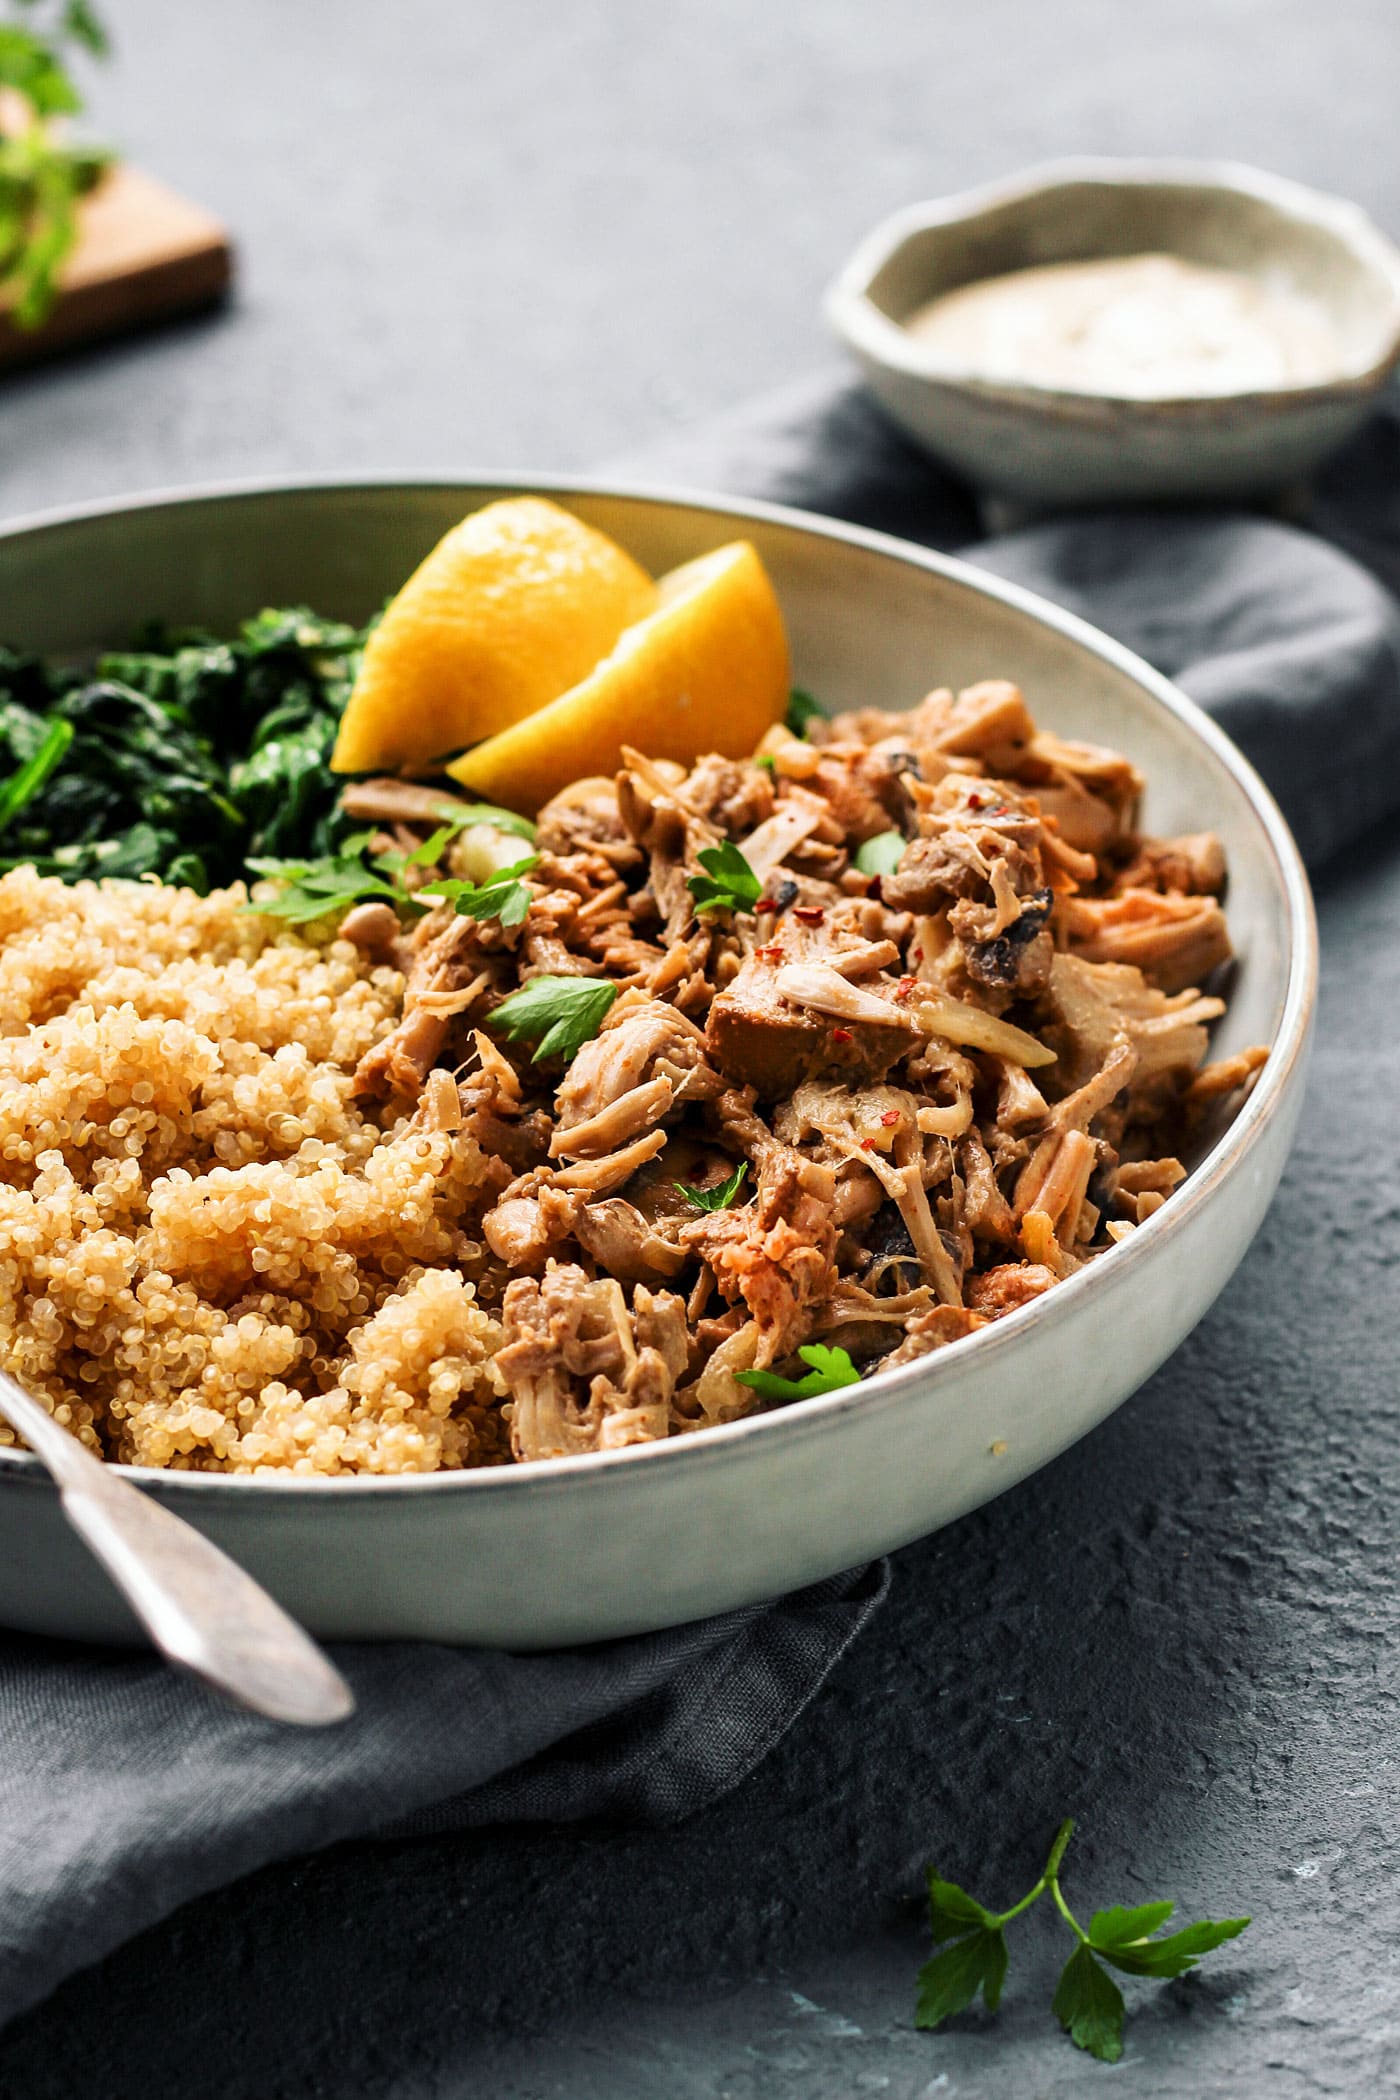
[909,991,1056,1068]
[737,804,823,886]
[773,963,909,1028]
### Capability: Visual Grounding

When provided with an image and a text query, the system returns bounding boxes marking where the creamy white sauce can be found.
[903,252,1341,397]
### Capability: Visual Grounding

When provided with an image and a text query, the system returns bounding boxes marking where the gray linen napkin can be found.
[4,370,1400,2032]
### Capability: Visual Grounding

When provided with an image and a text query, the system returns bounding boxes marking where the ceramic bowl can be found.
[825,158,1400,506]
[0,480,1316,1648]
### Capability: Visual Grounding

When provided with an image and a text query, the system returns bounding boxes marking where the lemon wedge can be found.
[331,496,657,773]
[447,540,789,812]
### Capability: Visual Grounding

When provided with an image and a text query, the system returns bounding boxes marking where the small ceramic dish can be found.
[0,479,1316,1650]
[825,158,1400,507]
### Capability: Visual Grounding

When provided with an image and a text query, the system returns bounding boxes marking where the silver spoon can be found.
[0,1367,354,1727]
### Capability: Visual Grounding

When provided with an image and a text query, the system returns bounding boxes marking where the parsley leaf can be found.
[1091,1910,1250,1979]
[687,840,762,918]
[735,1343,862,1401]
[916,1925,1009,2028]
[854,829,905,877]
[1052,1946,1125,2064]
[428,799,536,844]
[1087,1900,1176,1949]
[676,1162,748,1212]
[245,847,401,926]
[786,688,823,738]
[926,1871,996,1943]
[487,974,617,1064]
[249,817,542,931]
[419,854,539,928]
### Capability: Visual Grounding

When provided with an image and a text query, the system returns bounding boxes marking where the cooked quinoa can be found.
[0,867,508,1474]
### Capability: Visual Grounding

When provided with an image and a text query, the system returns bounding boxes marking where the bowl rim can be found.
[0,472,1318,1503]
[825,154,1400,409]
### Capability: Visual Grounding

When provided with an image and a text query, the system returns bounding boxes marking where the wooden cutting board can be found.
[0,163,233,371]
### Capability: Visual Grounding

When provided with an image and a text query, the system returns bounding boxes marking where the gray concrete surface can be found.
[2,2,1399,2094]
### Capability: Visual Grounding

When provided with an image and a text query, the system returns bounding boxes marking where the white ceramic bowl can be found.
[826,158,1400,506]
[0,481,1316,1648]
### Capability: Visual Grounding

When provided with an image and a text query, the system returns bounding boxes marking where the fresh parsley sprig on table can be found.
[487,974,618,1065]
[418,855,539,928]
[687,840,762,918]
[735,1343,862,1401]
[916,1818,1250,2065]
[676,1161,748,1212]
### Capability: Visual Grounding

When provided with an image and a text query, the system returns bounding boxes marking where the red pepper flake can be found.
[831,1026,853,1044]
[861,1136,878,1150]
[895,974,917,1000]
[755,896,778,913]
[758,942,785,963]
[909,947,923,964]
[967,792,986,810]
[793,905,826,925]
[880,1108,901,1126]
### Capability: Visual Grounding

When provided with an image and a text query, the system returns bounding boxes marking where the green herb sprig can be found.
[687,840,761,918]
[0,0,113,329]
[413,799,536,846]
[676,1161,748,1212]
[916,1818,1250,2065]
[735,1343,862,1401]
[419,855,539,928]
[247,800,541,927]
[244,835,400,926]
[487,974,618,1065]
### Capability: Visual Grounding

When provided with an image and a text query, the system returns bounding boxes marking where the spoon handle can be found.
[0,1369,354,1727]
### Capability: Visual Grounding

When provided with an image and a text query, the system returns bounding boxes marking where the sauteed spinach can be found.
[0,609,365,890]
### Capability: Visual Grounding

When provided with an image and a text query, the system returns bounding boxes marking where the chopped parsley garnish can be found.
[735,1343,862,1401]
[419,855,540,928]
[428,800,536,845]
[245,836,402,925]
[249,804,542,929]
[786,689,823,738]
[687,840,762,917]
[487,974,618,1064]
[854,829,905,877]
[916,1818,1249,2065]
[676,1161,749,1212]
